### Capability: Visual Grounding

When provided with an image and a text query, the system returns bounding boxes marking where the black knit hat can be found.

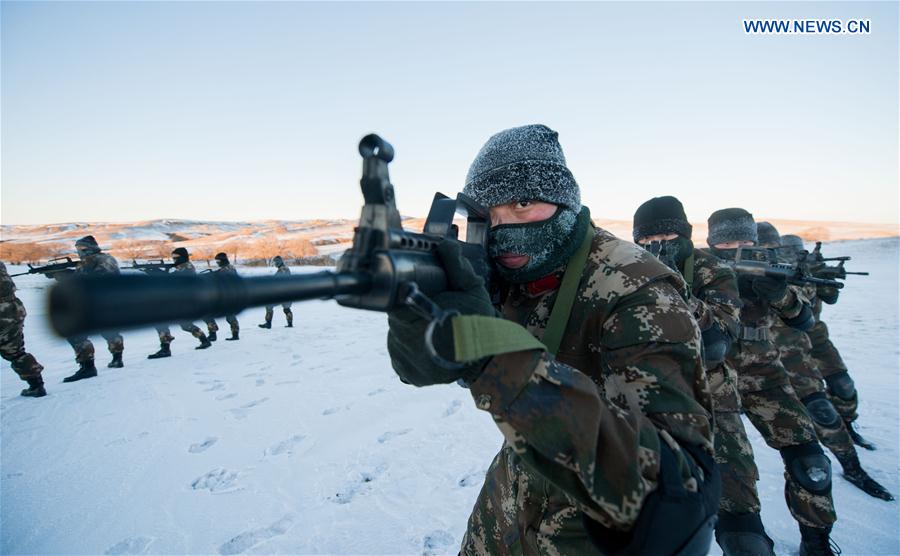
[632,196,693,242]
[75,235,100,253]
[273,255,284,266]
[707,208,758,247]
[171,247,189,259]
[756,222,781,246]
[215,252,228,262]
[463,124,581,211]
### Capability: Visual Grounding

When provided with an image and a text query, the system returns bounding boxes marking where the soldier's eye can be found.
[515,201,532,209]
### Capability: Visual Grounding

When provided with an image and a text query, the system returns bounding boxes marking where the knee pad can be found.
[802,393,841,429]
[781,443,832,495]
[825,371,856,401]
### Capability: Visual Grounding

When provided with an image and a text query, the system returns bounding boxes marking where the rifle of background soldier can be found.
[726,247,845,289]
[48,134,492,341]
[801,242,869,281]
[9,256,79,278]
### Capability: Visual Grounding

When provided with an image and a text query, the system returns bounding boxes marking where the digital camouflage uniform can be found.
[156,261,207,344]
[68,252,124,364]
[807,293,858,422]
[688,249,761,516]
[722,271,837,530]
[204,263,240,337]
[0,262,45,382]
[264,264,293,325]
[460,228,714,554]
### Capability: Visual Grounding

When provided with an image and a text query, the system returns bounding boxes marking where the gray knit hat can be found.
[75,235,101,254]
[756,221,781,246]
[707,208,758,247]
[780,234,805,252]
[463,124,581,211]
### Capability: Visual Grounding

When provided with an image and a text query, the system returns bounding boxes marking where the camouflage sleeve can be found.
[772,284,805,319]
[0,265,15,298]
[694,266,741,338]
[469,349,661,529]
[600,280,713,453]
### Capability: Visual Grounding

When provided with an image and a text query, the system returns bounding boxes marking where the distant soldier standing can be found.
[707,210,839,556]
[62,235,125,382]
[0,261,47,397]
[203,252,240,341]
[147,247,212,358]
[633,197,775,556]
[258,255,293,329]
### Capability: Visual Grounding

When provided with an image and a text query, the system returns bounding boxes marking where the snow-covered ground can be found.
[2,239,898,555]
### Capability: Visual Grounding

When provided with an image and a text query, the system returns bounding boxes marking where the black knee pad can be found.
[801,392,841,429]
[825,371,856,401]
[781,443,832,495]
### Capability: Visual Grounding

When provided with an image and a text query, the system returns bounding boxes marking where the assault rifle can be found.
[728,247,844,289]
[803,243,869,280]
[49,134,492,339]
[122,259,176,275]
[10,257,79,279]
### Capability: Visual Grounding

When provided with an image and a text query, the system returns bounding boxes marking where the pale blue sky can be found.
[2,1,897,226]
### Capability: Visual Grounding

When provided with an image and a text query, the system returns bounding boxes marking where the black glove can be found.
[387,240,495,386]
[701,324,732,367]
[817,286,839,305]
[750,276,787,303]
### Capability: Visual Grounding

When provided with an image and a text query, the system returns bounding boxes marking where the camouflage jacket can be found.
[173,261,197,275]
[688,249,741,338]
[0,262,27,326]
[216,263,238,275]
[0,262,17,300]
[76,252,120,275]
[274,264,290,276]
[462,228,713,555]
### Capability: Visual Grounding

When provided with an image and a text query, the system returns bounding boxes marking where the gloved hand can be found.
[387,240,496,386]
[750,276,787,303]
[817,286,840,305]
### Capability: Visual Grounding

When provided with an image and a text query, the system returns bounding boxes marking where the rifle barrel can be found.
[49,271,372,337]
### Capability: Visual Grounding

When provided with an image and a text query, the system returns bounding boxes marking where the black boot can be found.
[196,335,212,350]
[107,353,124,368]
[799,525,840,556]
[715,511,775,556]
[838,453,894,500]
[208,330,217,342]
[258,322,272,329]
[147,344,172,359]
[226,331,239,341]
[63,361,98,383]
[846,421,876,451]
[21,378,47,398]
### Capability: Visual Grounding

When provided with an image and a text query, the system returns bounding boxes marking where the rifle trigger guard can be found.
[403,282,467,371]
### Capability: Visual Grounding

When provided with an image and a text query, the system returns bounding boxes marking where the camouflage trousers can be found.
[264,305,293,325]
[709,362,760,515]
[807,320,858,422]
[774,324,855,460]
[155,323,203,345]
[0,312,44,382]
[204,316,239,335]
[731,340,837,529]
[68,333,123,364]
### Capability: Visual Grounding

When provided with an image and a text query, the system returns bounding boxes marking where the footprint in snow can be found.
[189,437,218,453]
[191,468,240,493]
[255,379,265,387]
[330,464,387,504]
[265,434,306,456]
[422,530,455,556]
[204,382,226,392]
[321,406,347,416]
[229,398,270,419]
[275,380,301,386]
[443,399,462,417]
[104,536,154,555]
[377,429,412,444]
[216,393,238,401]
[367,388,387,397]
[218,514,296,555]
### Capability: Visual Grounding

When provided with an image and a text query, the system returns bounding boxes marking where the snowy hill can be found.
[1,239,897,555]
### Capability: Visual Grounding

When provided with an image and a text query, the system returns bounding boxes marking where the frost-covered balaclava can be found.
[463,124,587,283]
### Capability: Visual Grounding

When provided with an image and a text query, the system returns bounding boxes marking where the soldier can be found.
[62,235,125,382]
[147,247,212,358]
[203,252,240,341]
[633,197,774,556]
[706,209,838,556]
[387,125,719,554]
[0,261,47,397]
[784,233,876,451]
[763,230,891,501]
[258,255,293,329]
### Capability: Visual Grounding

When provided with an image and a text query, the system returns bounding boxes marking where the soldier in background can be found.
[633,197,774,556]
[62,235,125,382]
[258,255,293,329]
[707,210,838,556]
[147,247,212,358]
[0,261,47,397]
[203,252,240,341]
[761,229,892,501]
